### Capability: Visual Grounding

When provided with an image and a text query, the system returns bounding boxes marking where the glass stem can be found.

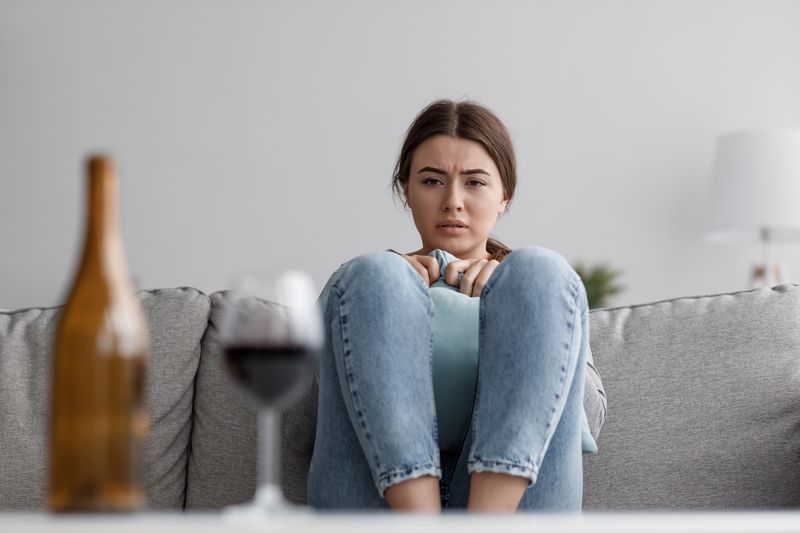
[258,407,280,489]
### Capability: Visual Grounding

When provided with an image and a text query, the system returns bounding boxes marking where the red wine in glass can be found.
[224,344,315,408]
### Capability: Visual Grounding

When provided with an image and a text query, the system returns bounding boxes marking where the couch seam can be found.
[183,289,212,509]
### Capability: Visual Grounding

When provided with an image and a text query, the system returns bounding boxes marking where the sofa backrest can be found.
[0,288,209,510]
[582,283,800,509]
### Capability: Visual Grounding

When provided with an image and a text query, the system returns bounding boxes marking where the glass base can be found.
[223,484,309,523]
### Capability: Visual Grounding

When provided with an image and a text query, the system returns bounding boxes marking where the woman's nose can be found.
[443,184,464,211]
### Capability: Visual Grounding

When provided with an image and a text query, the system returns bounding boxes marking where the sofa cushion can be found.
[185,291,316,509]
[0,287,209,510]
[583,283,800,509]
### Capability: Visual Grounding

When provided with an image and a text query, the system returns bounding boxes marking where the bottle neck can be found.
[87,174,119,241]
[80,159,127,275]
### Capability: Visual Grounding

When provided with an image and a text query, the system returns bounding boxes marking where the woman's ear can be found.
[498,196,509,215]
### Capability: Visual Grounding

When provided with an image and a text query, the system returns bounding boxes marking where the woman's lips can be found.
[437,225,467,235]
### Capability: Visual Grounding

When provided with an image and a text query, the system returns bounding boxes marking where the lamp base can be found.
[748,261,788,288]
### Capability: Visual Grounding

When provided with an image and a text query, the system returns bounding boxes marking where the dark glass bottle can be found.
[48,155,148,512]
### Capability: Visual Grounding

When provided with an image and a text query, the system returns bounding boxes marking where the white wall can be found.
[2,0,800,310]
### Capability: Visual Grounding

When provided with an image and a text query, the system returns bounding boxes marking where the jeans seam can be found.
[470,301,485,463]
[428,300,439,450]
[532,276,581,470]
[332,280,383,473]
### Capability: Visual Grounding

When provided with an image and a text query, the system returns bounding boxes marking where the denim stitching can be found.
[378,462,442,490]
[427,299,439,448]
[470,284,487,461]
[332,280,382,472]
[470,458,537,469]
[468,457,539,480]
[532,276,581,471]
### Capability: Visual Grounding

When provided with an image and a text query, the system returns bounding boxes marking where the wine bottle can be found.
[48,155,149,512]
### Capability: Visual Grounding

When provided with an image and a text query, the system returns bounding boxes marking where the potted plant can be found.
[572,261,625,309]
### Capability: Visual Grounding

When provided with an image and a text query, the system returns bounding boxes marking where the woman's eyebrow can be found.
[462,168,490,176]
[418,166,447,175]
[418,166,490,176]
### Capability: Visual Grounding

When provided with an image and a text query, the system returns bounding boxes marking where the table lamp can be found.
[705,129,800,288]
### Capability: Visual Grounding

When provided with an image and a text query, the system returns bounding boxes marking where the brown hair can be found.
[391,99,516,261]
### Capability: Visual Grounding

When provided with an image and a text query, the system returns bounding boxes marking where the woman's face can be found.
[405,134,509,260]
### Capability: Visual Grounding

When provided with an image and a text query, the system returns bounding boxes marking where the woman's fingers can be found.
[473,259,500,297]
[417,255,440,284]
[459,259,488,296]
[445,260,471,287]
[403,253,503,293]
[401,255,440,286]
[401,255,429,285]
[445,259,500,296]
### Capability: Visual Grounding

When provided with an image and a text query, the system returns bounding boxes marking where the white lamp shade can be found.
[705,129,800,242]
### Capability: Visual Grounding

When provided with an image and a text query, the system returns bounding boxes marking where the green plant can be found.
[572,261,625,309]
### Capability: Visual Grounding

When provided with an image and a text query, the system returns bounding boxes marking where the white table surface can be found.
[3,511,800,532]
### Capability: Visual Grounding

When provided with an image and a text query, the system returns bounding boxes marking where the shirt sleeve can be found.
[583,341,607,441]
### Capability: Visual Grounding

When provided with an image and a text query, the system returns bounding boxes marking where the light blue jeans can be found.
[307,246,589,511]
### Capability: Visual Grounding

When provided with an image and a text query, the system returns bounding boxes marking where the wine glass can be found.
[220,269,323,516]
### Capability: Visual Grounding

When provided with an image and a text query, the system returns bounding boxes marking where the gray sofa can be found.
[2,283,800,510]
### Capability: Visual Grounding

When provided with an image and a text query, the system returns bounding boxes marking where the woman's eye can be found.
[420,178,485,187]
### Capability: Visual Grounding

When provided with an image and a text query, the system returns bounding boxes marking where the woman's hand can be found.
[445,258,500,297]
[401,254,441,287]
[401,254,500,296]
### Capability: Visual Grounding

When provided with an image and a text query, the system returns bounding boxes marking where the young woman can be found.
[307,99,606,512]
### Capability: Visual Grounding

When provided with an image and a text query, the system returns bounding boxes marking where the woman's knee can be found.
[485,246,587,314]
[499,246,580,289]
[340,251,421,290]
